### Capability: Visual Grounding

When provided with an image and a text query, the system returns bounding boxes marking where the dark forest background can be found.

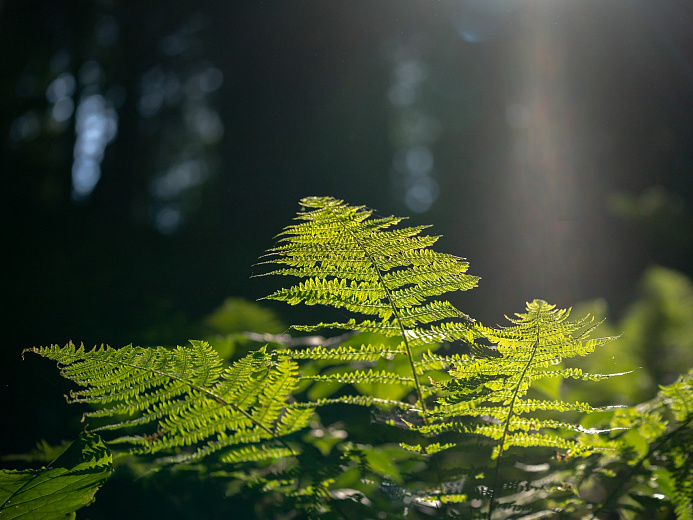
[2,0,693,508]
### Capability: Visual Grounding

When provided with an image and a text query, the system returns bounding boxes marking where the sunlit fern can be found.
[259,197,624,518]
[258,195,480,426]
[426,299,623,517]
[24,340,313,465]
[21,195,654,520]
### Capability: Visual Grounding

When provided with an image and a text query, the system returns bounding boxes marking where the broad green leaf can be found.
[0,432,112,519]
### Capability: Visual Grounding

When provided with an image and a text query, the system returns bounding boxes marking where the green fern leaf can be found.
[260,196,480,425]
[21,195,648,520]
[433,299,619,517]
[304,369,414,386]
[24,341,312,463]
[261,198,627,519]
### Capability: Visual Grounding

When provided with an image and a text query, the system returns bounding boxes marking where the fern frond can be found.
[24,340,313,462]
[432,299,617,517]
[23,195,650,520]
[658,368,693,423]
[260,199,627,519]
[260,196,480,426]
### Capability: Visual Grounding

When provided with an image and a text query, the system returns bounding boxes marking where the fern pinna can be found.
[24,340,312,465]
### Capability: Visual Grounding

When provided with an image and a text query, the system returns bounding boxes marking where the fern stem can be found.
[487,325,541,519]
[329,208,453,503]
[331,209,430,426]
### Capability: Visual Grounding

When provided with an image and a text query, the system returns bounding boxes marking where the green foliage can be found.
[434,301,619,456]
[591,369,693,520]
[563,267,693,408]
[23,340,312,464]
[206,297,286,336]
[204,297,288,360]
[259,195,478,415]
[15,196,693,519]
[257,197,628,516]
[620,266,693,394]
[0,432,111,519]
[428,300,625,517]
